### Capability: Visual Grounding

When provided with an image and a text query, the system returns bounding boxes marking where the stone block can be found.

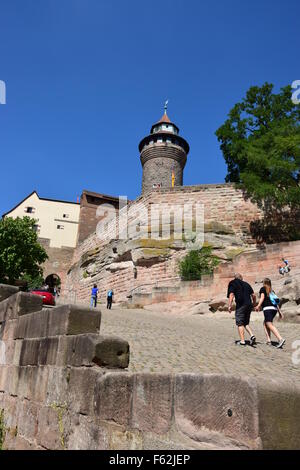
[256,379,300,450]
[108,427,143,450]
[47,304,101,336]
[3,339,17,366]
[94,372,134,426]
[67,414,108,450]
[132,373,173,434]
[67,367,103,415]
[37,405,66,450]
[15,304,101,339]
[7,365,20,396]
[91,336,130,369]
[29,366,49,402]
[0,284,19,302]
[0,365,9,391]
[15,399,39,440]
[1,319,18,341]
[174,374,260,448]
[0,292,42,323]
[45,366,70,406]
[15,309,49,339]
[19,337,59,366]
[56,334,99,366]
[16,366,34,399]
[56,334,129,368]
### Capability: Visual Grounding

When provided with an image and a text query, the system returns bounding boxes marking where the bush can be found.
[179,246,220,281]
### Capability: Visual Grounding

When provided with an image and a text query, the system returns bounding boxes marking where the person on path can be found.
[90,284,99,308]
[255,278,285,348]
[227,273,257,346]
[107,289,114,309]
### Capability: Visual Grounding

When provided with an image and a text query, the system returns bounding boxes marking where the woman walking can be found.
[255,278,285,348]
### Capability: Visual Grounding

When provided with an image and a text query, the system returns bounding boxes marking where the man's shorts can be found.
[235,305,252,326]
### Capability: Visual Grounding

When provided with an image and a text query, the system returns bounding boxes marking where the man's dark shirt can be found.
[227,279,254,310]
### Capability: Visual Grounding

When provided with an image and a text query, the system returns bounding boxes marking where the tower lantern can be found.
[138,105,190,193]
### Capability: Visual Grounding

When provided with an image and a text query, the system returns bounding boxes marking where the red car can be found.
[30,289,55,306]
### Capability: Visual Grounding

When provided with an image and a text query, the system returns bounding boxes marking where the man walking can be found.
[107,289,114,309]
[227,273,256,346]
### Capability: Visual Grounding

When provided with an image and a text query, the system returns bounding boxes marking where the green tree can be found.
[215,83,300,209]
[179,246,220,281]
[0,217,48,285]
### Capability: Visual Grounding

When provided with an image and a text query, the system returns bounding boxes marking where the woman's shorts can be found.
[263,307,277,323]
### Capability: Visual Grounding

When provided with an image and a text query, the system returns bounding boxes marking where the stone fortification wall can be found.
[65,184,262,304]
[131,240,300,305]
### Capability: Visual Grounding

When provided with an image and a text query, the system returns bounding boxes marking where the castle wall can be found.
[38,238,75,294]
[65,184,263,304]
[77,191,120,245]
[131,240,300,305]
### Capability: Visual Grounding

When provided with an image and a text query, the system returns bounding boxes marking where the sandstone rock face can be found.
[65,184,264,304]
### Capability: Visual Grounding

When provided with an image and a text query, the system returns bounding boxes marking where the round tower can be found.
[139,105,190,193]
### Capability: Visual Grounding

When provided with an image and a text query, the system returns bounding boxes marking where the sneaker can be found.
[266,341,272,346]
[237,341,246,346]
[276,339,286,349]
[250,335,256,346]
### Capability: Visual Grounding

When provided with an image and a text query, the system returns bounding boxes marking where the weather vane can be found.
[164,99,169,114]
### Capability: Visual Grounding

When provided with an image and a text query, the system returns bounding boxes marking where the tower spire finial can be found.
[164,99,169,114]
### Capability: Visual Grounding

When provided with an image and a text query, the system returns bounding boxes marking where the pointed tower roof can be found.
[158,112,171,124]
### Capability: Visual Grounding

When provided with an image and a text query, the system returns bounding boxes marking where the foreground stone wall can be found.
[1,284,300,450]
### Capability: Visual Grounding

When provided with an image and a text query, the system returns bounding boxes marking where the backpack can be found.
[269,291,280,306]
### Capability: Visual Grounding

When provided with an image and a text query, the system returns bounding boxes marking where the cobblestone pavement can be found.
[100,306,300,384]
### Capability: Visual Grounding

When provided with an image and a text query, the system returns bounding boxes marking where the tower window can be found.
[57,225,64,230]
[25,207,35,213]
[63,214,69,218]
[33,224,40,233]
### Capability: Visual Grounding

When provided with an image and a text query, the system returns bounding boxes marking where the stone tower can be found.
[139,107,190,193]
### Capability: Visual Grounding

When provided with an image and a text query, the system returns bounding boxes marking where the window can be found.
[25,207,35,213]
[57,225,64,230]
[33,224,40,233]
[63,214,69,218]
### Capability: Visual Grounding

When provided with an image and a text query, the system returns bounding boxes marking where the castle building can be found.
[2,190,80,248]
[2,189,120,290]
[139,106,189,193]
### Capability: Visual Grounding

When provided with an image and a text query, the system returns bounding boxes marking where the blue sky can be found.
[0,0,299,215]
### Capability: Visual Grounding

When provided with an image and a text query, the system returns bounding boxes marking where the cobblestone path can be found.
[101,307,300,384]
